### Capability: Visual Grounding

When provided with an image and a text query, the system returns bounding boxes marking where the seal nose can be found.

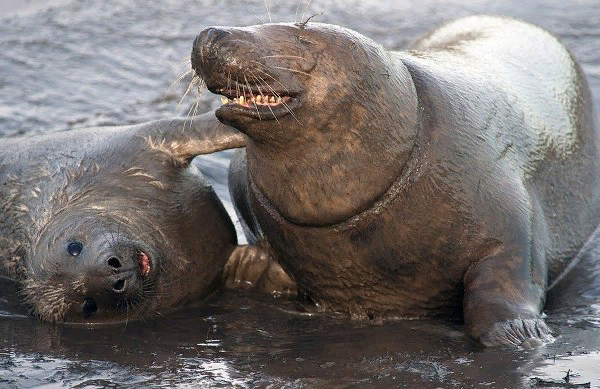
[105,255,140,296]
[191,27,232,75]
[78,255,142,318]
[194,27,230,53]
[81,252,143,311]
[106,256,134,294]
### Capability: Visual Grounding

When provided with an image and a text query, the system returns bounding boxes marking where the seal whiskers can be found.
[300,0,313,25]
[252,68,293,96]
[244,75,262,120]
[178,74,203,111]
[249,73,282,126]
[294,0,303,24]
[168,67,193,93]
[250,71,301,124]
[259,55,310,61]
[267,66,313,77]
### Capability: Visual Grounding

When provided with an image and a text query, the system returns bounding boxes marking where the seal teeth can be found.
[226,94,288,107]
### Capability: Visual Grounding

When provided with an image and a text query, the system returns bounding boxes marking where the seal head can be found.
[192,22,419,226]
[24,207,164,322]
[1,113,248,324]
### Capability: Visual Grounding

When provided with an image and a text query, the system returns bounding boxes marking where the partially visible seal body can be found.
[0,112,287,323]
[192,16,600,346]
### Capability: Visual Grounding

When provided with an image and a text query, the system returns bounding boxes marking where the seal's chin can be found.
[212,86,299,120]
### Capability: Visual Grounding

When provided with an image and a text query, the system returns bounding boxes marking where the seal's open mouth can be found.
[191,26,313,122]
[137,250,151,277]
[214,86,298,120]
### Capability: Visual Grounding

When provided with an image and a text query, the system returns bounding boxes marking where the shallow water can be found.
[1,0,600,387]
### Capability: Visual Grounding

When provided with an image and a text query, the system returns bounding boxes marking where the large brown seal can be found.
[191,15,600,347]
[0,112,293,323]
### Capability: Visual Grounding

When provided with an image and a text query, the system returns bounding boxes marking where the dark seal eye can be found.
[82,298,98,318]
[67,241,84,256]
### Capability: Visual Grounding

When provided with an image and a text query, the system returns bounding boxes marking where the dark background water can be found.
[1,0,600,387]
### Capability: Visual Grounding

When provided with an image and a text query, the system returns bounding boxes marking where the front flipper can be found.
[463,249,553,348]
[223,245,296,296]
[140,111,247,165]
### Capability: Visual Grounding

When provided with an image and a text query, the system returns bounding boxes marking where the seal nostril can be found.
[113,279,126,292]
[107,257,122,268]
[200,27,229,51]
[82,298,98,317]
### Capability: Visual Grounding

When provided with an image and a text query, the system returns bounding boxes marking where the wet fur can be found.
[0,114,245,322]
[193,16,600,346]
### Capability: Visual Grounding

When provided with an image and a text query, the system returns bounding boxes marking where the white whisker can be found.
[301,0,313,24]
[260,55,308,61]
[247,60,314,78]
[168,69,193,93]
[177,58,192,67]
[251,70,302,125]
[183,101,197,130]
[178,75,200,111]
[295,0,303,23]
[264,0,272,22]
[270,66,313,77]
[245,74,262,120]
[249,72,282,127]
[254,68,293,95]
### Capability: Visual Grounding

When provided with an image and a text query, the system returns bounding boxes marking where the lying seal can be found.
[191,15,600,347]
[0,112,292,323]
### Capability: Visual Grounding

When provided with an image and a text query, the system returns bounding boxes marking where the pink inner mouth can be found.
[138,251,151,277]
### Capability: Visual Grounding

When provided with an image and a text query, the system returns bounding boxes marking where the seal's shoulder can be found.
[405,15,584,176]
